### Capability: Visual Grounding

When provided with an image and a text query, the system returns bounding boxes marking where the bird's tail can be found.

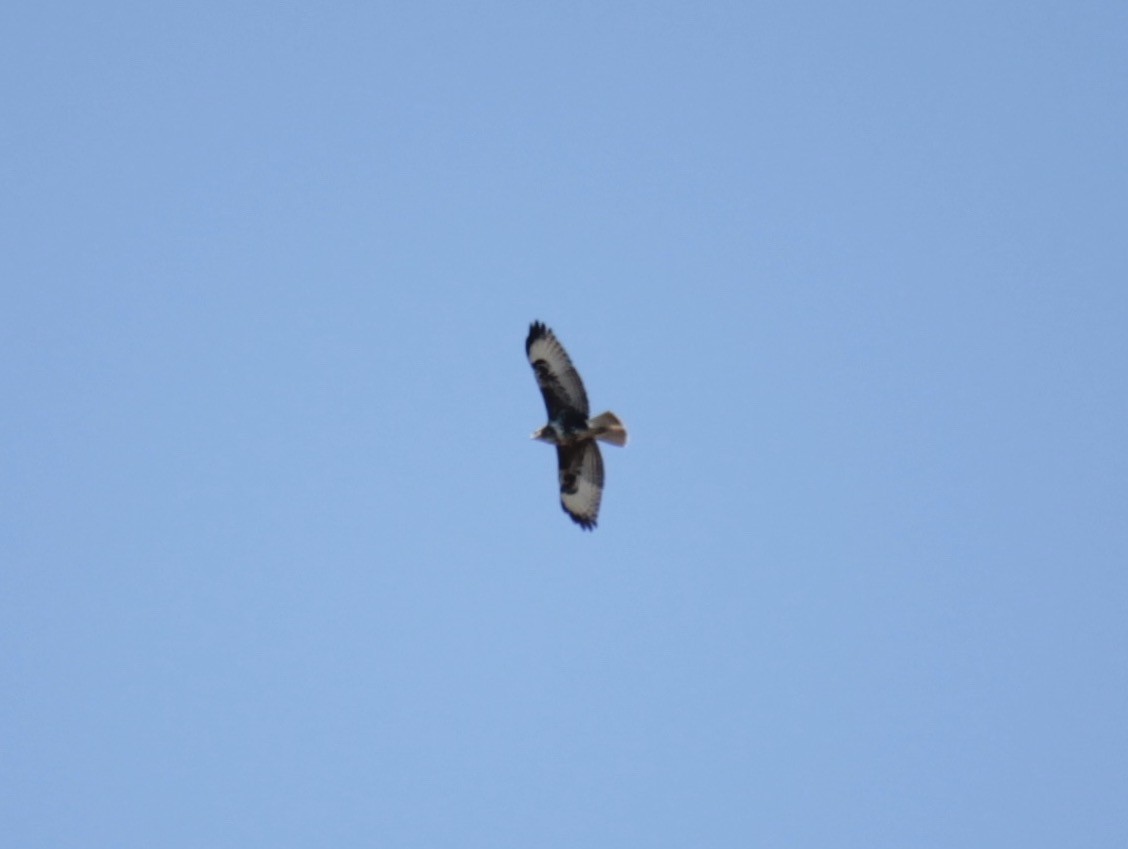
[590,411,628,447]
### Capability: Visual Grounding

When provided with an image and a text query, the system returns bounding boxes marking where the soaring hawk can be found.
[526,321,628,529]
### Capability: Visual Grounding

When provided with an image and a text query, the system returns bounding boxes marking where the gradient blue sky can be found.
[4,2,1127,846]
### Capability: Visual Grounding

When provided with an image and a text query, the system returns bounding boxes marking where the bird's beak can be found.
[530,427,545,441]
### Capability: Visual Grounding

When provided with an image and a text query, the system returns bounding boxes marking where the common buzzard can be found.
[526,321,628,530]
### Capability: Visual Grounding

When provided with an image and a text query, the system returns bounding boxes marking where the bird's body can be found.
[532,410,620,446]
[526,321,627,529]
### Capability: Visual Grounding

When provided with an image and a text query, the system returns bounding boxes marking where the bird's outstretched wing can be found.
[527,321,590,419]
[556,440,603,530]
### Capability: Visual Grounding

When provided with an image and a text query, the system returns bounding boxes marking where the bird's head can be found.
[531,426,554,443]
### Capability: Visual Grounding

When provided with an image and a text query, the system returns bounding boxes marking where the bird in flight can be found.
[526,321,628,529]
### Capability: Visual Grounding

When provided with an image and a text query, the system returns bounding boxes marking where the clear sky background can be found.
[4,2,1126,846]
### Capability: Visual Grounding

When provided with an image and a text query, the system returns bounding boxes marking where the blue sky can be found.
[4,2,1126,846]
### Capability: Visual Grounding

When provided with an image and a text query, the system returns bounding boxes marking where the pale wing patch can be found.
[558,441,604,530]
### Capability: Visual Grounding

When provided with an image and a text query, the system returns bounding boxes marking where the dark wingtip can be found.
[563,509,597,531]
[526,320,549,354]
